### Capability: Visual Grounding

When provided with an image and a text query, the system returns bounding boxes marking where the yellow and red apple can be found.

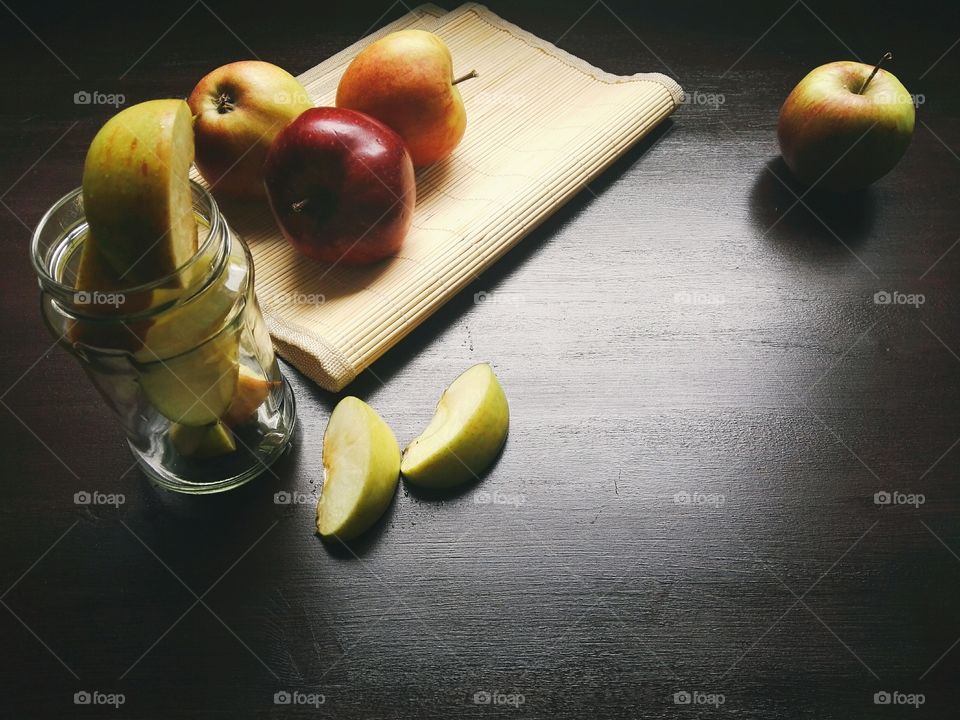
[778,55,915,192]
[336,30,474,167]
[188,61,313,197]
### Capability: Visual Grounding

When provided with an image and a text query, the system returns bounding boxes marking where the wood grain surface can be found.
[1,1,959,718]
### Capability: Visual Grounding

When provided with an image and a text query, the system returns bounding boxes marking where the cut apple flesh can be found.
[138,324,241,427]
[222,366,278,428]
[316,397,400,540]
[81,99,198,285]
[170,421,236,458]
[400,363,509,488]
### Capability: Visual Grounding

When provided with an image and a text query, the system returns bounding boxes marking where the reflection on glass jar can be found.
[31,181,296,493]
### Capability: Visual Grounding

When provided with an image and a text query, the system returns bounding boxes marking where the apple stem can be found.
[291,199,309,213]
[857,52,893,94]
[452,70,478,86]
[215,92,236,114]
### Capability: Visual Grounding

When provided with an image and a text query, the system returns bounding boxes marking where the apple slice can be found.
[222,366,279,428]
[170,421,236,458]
[400,363,509,488]
[316,397,400,540]
[81,99,198,285]
[138,326,240,426]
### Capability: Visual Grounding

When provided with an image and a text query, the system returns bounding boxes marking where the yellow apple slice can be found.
[138,327,240,426]
[170,421,236,458]
[81,99,198,285]
[316,397,400,540]
[400,363,509,488]
[222,366,279,428]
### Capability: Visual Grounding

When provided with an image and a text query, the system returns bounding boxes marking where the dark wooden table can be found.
[2,0,959,717]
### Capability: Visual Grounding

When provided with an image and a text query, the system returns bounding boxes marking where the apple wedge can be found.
[221,366,279,428]
[400,363,509,488]
[81,99,198,285]
[316,397,400,541]
[170,421,236,459]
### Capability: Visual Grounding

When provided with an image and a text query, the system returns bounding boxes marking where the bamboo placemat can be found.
[206,3,682,391]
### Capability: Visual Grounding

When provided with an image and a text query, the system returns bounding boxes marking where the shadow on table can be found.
[339,118,678,397]
[749,157,876,252]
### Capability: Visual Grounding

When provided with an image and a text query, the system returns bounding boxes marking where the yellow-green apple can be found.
[72,99,198,352]
[82,99,198,284]
[778,54,915,191]
[170,421,236,459]
[316,397,400,540]
[264,107,415,265]
[188,61,313,197]
[336,29,475,166]
[401,363,509,488]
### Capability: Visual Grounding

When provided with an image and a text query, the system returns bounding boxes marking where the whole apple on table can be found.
[778,52,915,191]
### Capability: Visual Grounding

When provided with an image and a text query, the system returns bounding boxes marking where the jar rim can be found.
[30,179,224,298]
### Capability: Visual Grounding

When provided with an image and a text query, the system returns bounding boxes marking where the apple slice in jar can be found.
[81,99,198,285]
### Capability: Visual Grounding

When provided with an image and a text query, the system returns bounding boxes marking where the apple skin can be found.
[188,61,313,198]
[263,107,415,265]
[778,60,915,192]
[336,29,467,167]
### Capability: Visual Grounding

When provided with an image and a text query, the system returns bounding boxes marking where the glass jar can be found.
[31,181,296,494]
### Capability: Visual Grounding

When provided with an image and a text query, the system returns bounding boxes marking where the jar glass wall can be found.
[31,182,296,493]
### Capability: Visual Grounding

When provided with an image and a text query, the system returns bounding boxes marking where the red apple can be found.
[263,107,415,265]
[778,55,915,192]
[189,61,313,198]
